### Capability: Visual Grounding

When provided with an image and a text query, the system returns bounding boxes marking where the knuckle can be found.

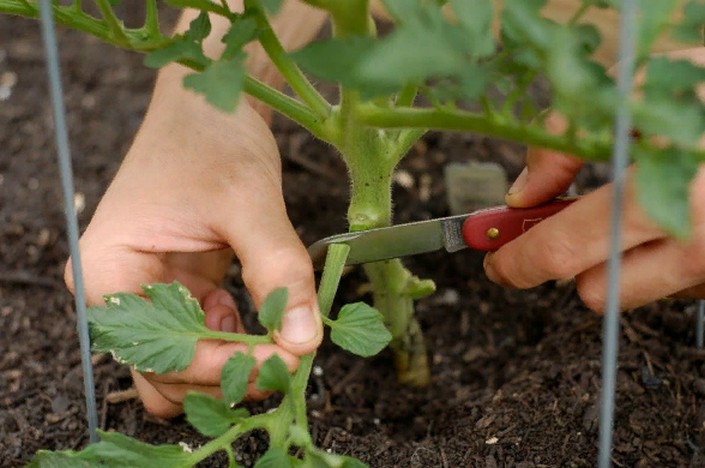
[537,237,580,281]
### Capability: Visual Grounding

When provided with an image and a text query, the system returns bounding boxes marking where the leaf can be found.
[222,16,259,59]
[184,392,249,437]
[672,0,705,44]
[221,352,257,405]
[144,38,208,69]
[260,0,283,16]
[186,10,212,43]
[254,447,292,468]
[88,282,210,374]
[183,53,246,112]
[255,354,291,393]
[292,36,376,87]
[257,287,288,332]
[28,430,194,468]
[303,447,368,468]
[643,57,705,102]
[635,0,679,58]
[634,147,698,237]
[326,303,391,357]
[449,0,494,56]
[632,98,705,147]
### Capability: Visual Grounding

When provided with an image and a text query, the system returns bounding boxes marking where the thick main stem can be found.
[342,127,431,386]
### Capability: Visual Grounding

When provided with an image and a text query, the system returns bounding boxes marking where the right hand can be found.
[65,65,323,418]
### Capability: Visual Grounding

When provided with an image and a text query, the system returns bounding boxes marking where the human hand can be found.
[65,64,322,418]
[483,127,705,312]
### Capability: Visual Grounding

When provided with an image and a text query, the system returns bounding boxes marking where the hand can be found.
[65,64,322,418]
[483,128,705,312]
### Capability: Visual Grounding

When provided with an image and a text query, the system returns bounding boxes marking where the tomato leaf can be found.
[326,303,391,357]
[222,16,259,59]
[257,287,288,332]
[184,392,249,437]
[88,282,210,374]
[254,447,292,468]
[304,446,369,468]
[221,352,257,405]
[255,354,290,393]
[635,147,698,238]
[183,53,246,112]
[260,0,283,16]
[27,430,194,467]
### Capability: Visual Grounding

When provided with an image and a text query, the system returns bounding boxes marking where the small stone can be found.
[485,436,499,445]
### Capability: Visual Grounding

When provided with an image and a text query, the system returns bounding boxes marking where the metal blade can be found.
[308,214,470,270]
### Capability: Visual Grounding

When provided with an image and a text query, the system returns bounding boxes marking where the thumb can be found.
[218,193,323,356]
[506,113,583,208]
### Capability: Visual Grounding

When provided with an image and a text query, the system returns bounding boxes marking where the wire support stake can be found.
[598,1,638,467]
[38,0,99,444]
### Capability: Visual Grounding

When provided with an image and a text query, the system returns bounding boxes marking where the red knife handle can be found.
[462,198,577,251]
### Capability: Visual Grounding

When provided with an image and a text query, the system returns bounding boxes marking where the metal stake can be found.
[38,0,99,444]
[598,1,638,467]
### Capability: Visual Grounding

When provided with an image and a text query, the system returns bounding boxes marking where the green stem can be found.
[248,0,331,119]
[356,103,614,161]
[144,0,159,36]
[243,75,331,141]
[187,413,274,464]
[317,244,351,318]
[94,0,129,46]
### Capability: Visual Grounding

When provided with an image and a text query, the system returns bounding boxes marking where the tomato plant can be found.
[5,0,705,466]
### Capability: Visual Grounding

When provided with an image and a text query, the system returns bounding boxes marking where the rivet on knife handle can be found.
[462,198,577,251]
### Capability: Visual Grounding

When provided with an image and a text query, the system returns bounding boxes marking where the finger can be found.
[485,176,665,289]
[132,370,183,419]
[213,184,322,356]
[507,113,584,208]
[150,341,298,386]
[202,288,245,333]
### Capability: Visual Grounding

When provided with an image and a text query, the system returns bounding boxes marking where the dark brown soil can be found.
[2,10,705,468]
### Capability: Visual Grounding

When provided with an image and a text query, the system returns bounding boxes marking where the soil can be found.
[2,9,705,468]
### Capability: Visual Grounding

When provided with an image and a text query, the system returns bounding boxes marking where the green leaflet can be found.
[27,431,194,468]
[324,303,391,358]
[221,352,257,405]
[303,446,369,468]
[88,282,210,374]
[222,16,260,59]
[254,447,292,468]
[672,0,705,44]
[184,392,250,437]
[144,11,211,69]
[257,287,288,332]
[255,354,291,393]
[634,147,698,238]
[183,53,246,112]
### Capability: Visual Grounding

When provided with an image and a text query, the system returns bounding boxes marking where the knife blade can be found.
[307,198,576,270]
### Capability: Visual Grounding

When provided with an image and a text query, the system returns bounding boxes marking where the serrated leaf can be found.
[222,16,259,59]
[635,0,679,57]
[643,57,705,102]
[221,352,257,405]
[255,354,290,393]
[184,392,248,437]
[28,430,193,468]
[183,53,246,112]
[254,447,292,468]
[632,98,705,147]
[450,0,494,56]
[257,287,288,332]
[186,11,212,43]
[88,282,210,374]
[327,303,391,357]
[144,38,208,69]
[635,147,698,237]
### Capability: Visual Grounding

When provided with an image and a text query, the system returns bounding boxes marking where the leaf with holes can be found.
[87,282,210,374]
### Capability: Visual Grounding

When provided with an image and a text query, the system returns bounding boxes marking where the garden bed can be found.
[1,13,704,467]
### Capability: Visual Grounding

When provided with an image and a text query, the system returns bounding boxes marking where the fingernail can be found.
[220,315,237,333]
[507,167,528,196]
[280,305,317,344]
[484,253,499,283]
